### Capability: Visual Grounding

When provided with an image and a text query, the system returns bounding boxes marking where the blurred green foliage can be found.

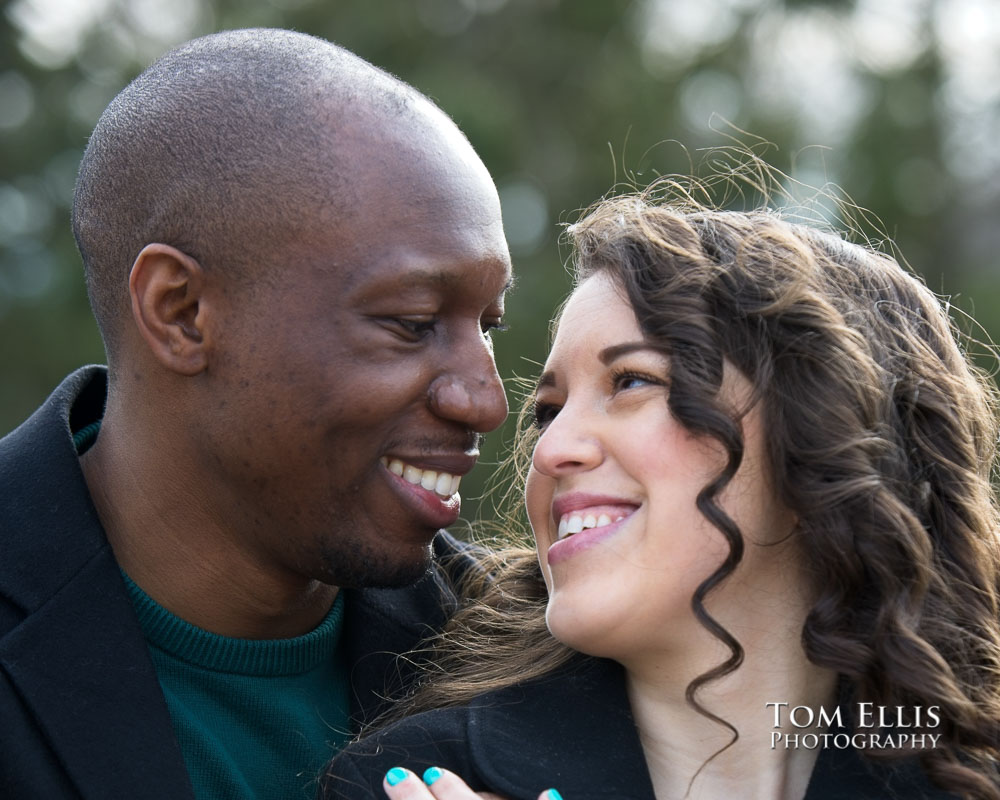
[3,0,1000,519]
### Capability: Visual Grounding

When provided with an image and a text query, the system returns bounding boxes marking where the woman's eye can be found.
[618,376,647,390]
[532,401,560,430]
[612,370,659,392]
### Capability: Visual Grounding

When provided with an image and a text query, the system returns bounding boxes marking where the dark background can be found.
[3,0,999,520]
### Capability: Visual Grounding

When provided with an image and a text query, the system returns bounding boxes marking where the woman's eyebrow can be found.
[535,370,557,391]
[535,341,662,391]
[598,341,659,365]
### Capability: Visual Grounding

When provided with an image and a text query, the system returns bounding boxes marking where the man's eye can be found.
[482,319,509,336]
[391,318,437,339]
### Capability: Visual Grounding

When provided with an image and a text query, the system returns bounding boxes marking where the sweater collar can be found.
[121,570,346,676]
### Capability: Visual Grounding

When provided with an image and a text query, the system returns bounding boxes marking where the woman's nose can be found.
[531,402,603,477]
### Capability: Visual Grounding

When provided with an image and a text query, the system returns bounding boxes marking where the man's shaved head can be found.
[72,28,433,355]
[71,28,512,595]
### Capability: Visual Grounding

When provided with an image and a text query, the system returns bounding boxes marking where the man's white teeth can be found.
[557,512,621,540]
[381,457,461,498]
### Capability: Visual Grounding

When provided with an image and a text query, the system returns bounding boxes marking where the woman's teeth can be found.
[381,457,461,499]
[557,511,625,540]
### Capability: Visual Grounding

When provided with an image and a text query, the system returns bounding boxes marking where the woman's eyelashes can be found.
[609,367,665,393]
[532,399,560,430]
[532,367,665,429]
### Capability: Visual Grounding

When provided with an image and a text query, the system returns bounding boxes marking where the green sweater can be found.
[121,573,351,800]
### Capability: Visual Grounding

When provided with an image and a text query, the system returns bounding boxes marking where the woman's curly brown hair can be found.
[382,181,1000,798]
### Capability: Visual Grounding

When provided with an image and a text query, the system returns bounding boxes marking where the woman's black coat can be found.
[321,657,954,799]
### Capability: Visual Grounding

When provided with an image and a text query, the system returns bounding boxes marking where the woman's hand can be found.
[381,766,562,800]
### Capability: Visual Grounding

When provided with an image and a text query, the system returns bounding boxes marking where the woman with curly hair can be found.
[320,186,1000,799]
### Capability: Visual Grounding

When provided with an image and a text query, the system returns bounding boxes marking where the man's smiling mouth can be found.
[381,457,462,499]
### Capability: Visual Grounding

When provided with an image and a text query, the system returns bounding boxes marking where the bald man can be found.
[0,29,513,799]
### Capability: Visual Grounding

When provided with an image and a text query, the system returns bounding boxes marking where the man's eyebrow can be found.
[395,267,512,290]
[353,265,514,297]
[598,341,660,365]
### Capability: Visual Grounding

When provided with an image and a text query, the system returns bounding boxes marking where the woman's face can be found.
[526,272,799,664]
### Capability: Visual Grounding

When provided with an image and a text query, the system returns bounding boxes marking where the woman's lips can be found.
[545,497,639,565]
[555,504,637,539]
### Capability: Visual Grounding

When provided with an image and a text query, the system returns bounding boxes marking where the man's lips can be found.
[380,453,477,500]
[378,451,478,531]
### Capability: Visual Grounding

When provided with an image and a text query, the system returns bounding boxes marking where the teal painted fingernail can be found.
[423,766,443,785]
[385,768,408,786]
[546,791,564,800]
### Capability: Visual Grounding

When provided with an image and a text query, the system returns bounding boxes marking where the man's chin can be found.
[318,540,434,590]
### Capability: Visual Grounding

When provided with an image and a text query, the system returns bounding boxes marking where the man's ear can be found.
[128,243,210,376]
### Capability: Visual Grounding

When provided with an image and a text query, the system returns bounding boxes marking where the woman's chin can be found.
[544,599,633,660]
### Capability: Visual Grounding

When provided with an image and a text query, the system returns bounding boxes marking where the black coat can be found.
[323,657,956,799]
[0,366,478,800]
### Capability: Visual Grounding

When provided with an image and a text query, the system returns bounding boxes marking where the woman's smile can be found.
[526,271,796,664]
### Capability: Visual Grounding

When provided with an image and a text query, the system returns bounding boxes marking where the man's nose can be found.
[427,335,508,433]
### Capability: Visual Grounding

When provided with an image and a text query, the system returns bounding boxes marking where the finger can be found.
[383,766,563,800]
[383,768,435,800]
[423,768,564,800]
[421,767,491,799]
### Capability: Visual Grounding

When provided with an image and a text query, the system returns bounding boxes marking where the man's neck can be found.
[79,407,337,639]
